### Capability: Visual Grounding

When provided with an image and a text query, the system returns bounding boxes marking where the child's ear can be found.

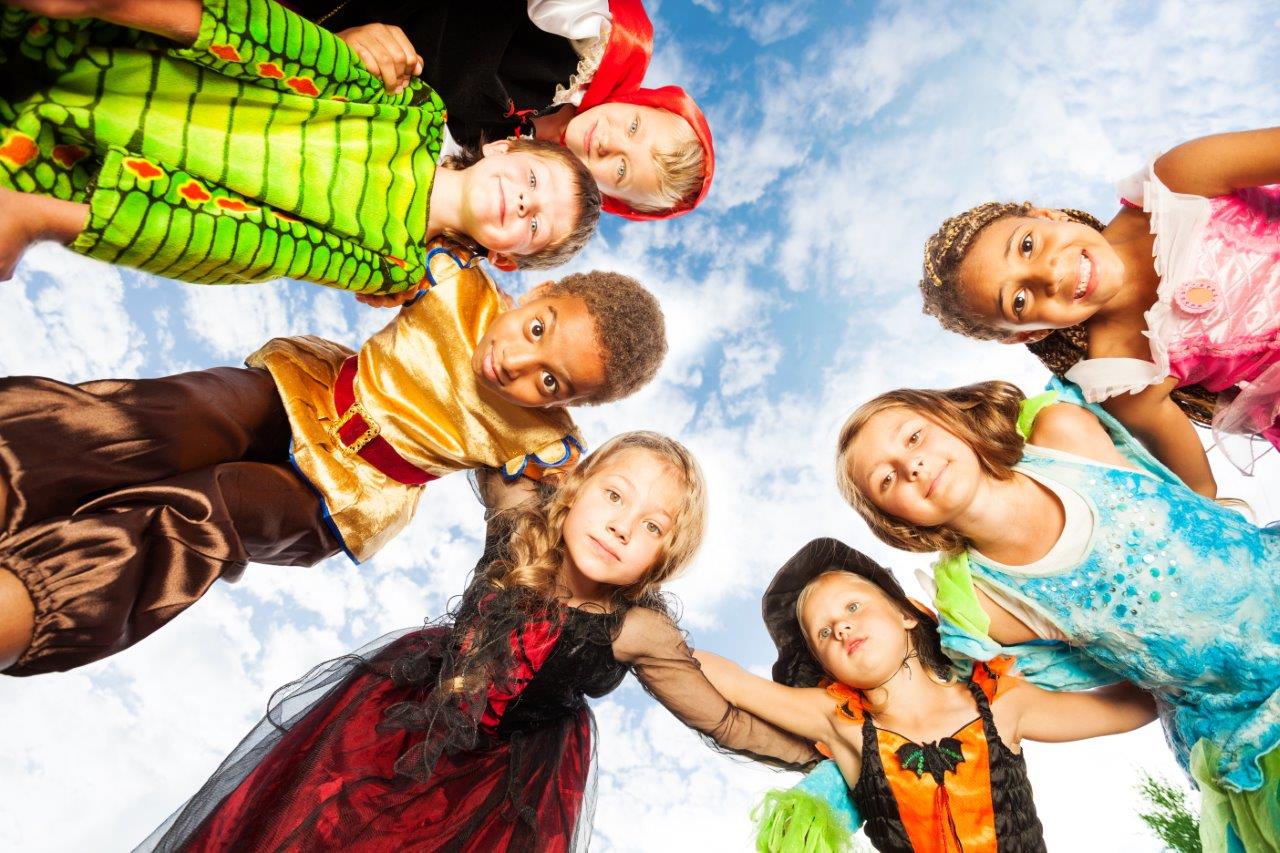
[481,139,511,159]
[1000,329,1052,345]
[487,249,518,272]
[1026,206,1069,222]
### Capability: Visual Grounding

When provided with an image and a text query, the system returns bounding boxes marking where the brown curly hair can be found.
[835,381,1026,554]
[441,137,601,271]
[541,271,667,405]
[919,201,1217,426]
[488,431,708,609]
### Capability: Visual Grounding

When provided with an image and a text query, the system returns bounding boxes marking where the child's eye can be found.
[644,520,662,535]
[1012,289,1028,317]
[818,627,831,639]
[907,430,921,447]
[616,159,627,185]
[880,470,895,491]
[529,169,537,189]
[606,488,621,503]
[846,602,860,614]
[541,371,558,393]
[529,318,544,339]
[530,217,539,236]
[629,115,639,135]
[1020,233,1033,257]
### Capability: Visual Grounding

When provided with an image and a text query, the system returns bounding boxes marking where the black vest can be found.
[298,0,581,145]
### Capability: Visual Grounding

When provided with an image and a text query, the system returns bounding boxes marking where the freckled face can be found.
[563,103,692,210]
[470,292,605,408]
[799,573,917,689]
[847,407,982,528]
[957,212,1126,334]
[462,143,582,258]
[562,449,683,594]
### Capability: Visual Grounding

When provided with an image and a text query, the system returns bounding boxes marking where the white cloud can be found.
[4,2,1279,850]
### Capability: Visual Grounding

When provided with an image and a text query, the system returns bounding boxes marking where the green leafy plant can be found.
[1136,771,1200,853]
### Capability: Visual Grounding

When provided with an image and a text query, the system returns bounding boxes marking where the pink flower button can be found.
[1173,279,1219,314]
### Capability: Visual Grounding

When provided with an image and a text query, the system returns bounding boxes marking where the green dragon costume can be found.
[0,0,444,292]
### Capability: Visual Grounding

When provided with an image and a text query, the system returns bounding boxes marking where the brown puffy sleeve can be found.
[611,605,821,772]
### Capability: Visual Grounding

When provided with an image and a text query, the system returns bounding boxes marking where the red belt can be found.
[331,357,438,486]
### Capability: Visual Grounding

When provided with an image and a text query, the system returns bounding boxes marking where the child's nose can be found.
[504,346,536,376]
[607,516,629,543]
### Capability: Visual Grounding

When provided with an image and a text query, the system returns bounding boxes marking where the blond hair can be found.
[835,381,1026,553]
[489,431,707,608]
[627,117,705,214]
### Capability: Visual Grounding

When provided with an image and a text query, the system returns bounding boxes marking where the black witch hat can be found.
[762,538,941,688]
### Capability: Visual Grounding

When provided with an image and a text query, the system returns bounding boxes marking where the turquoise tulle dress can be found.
[932,380,1280,851]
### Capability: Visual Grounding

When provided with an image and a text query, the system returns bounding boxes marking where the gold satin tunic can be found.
[248,246,581,562]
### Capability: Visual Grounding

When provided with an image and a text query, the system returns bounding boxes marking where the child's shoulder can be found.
[1024,399,1103,452]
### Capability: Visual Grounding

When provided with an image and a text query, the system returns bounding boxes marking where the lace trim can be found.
[1069,159,1212,400]
[550,26,609,108]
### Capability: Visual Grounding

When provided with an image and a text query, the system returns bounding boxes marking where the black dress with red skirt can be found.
[138,546,820,852]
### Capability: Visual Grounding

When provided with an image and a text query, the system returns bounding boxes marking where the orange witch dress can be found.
[826,660,1046,852]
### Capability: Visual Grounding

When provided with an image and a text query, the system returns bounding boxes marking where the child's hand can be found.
[0,188,37,282]
[353,281,429,308]
[336,24,423,95]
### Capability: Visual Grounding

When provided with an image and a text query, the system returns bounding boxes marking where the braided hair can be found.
[919,201,1216,425]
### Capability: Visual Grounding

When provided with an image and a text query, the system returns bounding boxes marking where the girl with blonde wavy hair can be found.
[138,431,820,853]
[835,379,1280,851]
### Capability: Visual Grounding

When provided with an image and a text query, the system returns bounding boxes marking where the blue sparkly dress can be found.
[932,381,1280,841]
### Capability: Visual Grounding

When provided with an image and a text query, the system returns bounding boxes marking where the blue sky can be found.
[3,0,1280,849]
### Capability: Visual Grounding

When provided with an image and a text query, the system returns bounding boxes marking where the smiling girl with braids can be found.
[919,127,1280,493]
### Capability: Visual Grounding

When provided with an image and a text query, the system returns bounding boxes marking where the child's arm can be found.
[7,0,200,42]
[1030,395,1216,498]
[611,609,824,770]
[0,189,88,282]
[1155,127,1280,198]
[1003,679,1156,744]
[690,649,833,746]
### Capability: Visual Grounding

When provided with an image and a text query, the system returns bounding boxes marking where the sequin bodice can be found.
[967,448,1280,791]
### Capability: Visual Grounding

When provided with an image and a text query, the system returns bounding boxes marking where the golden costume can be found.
[0,242,581,675]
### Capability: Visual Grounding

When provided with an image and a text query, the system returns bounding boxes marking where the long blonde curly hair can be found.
[489,431,708,608]
[835,381,1026,553]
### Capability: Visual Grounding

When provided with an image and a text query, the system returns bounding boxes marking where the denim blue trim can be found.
[286,440,360,565]
[498,434,585,483]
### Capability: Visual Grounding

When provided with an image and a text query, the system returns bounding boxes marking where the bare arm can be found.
[1155,127,1280,198]
[1007,679,1156,744]
[12,0,202,43]
[612,609,823,771]
[1029,396,1215,497]
[1100,381,1216,498]
[692,650,833,746]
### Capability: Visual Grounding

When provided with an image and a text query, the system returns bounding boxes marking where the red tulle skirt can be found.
[158,631,595,852]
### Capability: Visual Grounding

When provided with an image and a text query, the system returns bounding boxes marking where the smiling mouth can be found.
[845,637,865,655]
[925,462,948,498]
[583,120,598,159]
[497,176,507,226]
[482,346,501,385]
[1074,250,1095,301]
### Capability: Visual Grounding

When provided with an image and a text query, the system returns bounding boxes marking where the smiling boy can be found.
[0,245,667,675]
